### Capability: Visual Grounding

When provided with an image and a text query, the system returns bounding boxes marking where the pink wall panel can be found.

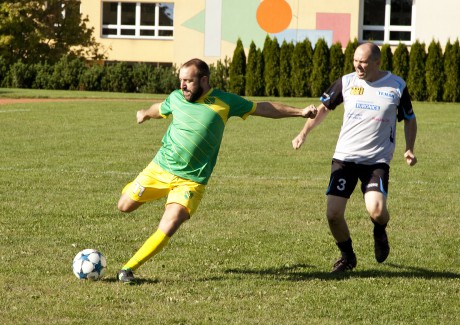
[316,13,351,47]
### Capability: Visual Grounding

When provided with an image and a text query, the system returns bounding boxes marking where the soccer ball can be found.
[72,249,107,280]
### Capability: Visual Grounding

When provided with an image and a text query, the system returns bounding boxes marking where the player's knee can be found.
[117,201,130,212]
[117,202,129,212]
[367,204,388,220]
[117,196,140,213]
[326,206,344,222]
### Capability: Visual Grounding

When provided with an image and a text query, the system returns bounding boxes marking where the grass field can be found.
[0,89,459,324]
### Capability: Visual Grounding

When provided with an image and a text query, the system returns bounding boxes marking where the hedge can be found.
[1,37,459,102]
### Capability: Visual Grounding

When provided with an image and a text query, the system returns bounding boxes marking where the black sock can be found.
[336,238,355,258]
[371,219,387,237]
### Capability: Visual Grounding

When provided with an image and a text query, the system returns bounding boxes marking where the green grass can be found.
[0,90,459,324]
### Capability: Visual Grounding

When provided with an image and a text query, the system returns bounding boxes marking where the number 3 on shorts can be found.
[337,178,346,191]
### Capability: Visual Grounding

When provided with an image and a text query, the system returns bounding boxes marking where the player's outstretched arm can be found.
[292,104,329,150]
[137,102,162,124]
[404,117,417,166]
[252,102,317,119]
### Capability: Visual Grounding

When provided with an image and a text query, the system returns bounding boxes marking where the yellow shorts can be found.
[122,162,205,215]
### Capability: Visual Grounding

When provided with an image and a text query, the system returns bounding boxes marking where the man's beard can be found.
[184,86,203,102]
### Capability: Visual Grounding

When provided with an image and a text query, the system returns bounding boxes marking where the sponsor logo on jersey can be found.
[367,182,379,189]
[350,87,364,95]
[204,97,216,104]
[372,117,390,123]
[355,102,380,111]
[321,92,332,102]
[377,91,396,99]
[184,191,194,200]
[347,112,363,120]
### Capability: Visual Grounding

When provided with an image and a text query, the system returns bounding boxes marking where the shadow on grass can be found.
[224,263,460,281]
[99,263,459,285]
[102,277,161,285]
[103,276,228,285]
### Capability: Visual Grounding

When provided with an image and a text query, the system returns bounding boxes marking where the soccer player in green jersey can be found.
[116,58,317,283]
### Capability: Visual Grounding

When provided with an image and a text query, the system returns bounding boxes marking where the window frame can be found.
[359,0,415,45]
[101,1,174,40]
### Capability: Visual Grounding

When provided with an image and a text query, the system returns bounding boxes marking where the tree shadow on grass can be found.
[224,263,460,281]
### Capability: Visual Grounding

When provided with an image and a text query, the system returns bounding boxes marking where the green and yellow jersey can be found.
[153,88,256,184]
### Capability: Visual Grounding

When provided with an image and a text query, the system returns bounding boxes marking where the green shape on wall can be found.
[182,0,267,48]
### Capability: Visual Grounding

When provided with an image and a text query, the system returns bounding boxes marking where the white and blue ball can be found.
[72,249,107,280]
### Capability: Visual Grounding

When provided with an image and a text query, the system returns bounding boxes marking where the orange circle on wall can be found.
[256,0,292,34]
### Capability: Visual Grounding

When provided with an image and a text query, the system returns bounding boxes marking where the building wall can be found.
[414,0,460,45]
[80,0,459,66]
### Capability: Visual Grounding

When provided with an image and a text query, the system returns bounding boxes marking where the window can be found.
[361,0,414,45]
[102,2,174,39]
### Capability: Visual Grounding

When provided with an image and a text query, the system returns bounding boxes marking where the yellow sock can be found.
[123,229,170,271]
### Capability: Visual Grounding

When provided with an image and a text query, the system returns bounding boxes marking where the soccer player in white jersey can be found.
[115,58,318,284]
[292,42,417,273]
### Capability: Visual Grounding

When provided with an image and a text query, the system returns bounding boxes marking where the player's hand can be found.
[302,105,317,119]
[292,133,306,150]
[136,109,149,124]
[404,150,417,166]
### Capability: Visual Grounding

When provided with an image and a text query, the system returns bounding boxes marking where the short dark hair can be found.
[182,58,210,79]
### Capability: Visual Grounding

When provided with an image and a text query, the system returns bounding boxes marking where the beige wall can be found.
[81,0,362,65]
[81,0,460,66]
[172,1,206,65]
[80,0,176,63]
[415,0,460,45]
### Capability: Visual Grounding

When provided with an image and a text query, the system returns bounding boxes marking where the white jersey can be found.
[320,71,415,165]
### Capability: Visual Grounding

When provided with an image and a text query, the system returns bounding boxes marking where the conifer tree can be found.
[303,39,314,96]
[264,37,280,96]
[228,38,246,95]
[278,41,294,97]
[425,40,444,102]
[209,57,230,91]
[310,38,330,97]
[254,48,265,96]
[245,41,258,96]
[290,41,308,97]
[407,40,426,101]
[380,44,393,71]
[262,35,272,95]
[393,43,410,81]
[343,38,358,74]
[443,39,460,102]
[329,42,344,84]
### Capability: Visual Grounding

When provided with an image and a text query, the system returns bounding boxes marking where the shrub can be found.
[245,41,264,96]
[329,42,344,84]
[33,62,54,89]
[310,38,330,97]
[0,56,9,87]
[425,40,444,102]
[132,63,153,93]
[393,43,410,81]
[442,39,460,102]
[101,62,135,93]
[210,57,230,91]
[343,38,358,74]
[291,39,313,97]
[145,66,179,94]
[263,36,280,96]
[380,44,393,71]
[228,38,246,95]
[80,63,105,91]
[407,40,426,101]
[50,55,86,90]
[6,60,36,88]
[278,41,294,97]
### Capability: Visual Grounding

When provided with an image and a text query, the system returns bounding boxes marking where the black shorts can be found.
[326,159,390,198]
